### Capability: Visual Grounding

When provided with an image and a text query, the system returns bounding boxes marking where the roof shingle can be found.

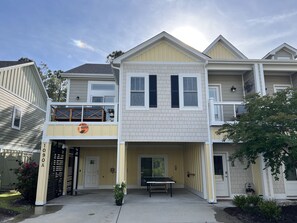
[65,64,112,74]
[0,61,31,68]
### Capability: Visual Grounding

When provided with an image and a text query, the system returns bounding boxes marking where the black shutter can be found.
[149,75,157,108]
[171,75,179,108]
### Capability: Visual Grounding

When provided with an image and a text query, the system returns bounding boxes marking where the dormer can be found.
[203,35,247,60]
[263,43,297,60]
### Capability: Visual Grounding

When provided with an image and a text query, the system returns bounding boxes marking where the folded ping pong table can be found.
[144,177,176,197]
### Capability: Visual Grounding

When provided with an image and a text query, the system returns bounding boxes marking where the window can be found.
[127,74,157,108]
[178,74,202,109]
[12,106,22,130]
[273,84,291,93]
[88,81,115,103]
[131,77,145,106]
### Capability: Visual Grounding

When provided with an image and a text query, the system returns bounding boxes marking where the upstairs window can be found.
[88,81,115,103]
[131,77,145,106]
[12,106,22,130]
[178,74,202,110]
[127,75,157,108]
[183,77,198,106]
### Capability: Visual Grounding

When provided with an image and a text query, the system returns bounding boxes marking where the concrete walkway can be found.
[11,189,234,223]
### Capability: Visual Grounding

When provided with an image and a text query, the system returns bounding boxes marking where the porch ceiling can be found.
[65,140,117,148]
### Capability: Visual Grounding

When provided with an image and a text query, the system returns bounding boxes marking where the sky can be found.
[1,0,297,71]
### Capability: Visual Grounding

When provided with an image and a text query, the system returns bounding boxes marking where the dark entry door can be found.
[47,141,66,201]
[140,157,165,186]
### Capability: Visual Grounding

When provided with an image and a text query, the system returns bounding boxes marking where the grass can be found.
[0,191,32,214]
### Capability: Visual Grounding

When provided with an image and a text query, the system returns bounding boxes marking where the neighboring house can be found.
[35,32,297,205]
[0,61,48,190]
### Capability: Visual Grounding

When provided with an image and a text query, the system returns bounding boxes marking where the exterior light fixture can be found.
[231,86,236,92]
[76,96,80,100]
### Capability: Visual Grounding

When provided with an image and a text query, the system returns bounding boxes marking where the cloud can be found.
[72,39,96,51]
[71,39,108,57]
[247,11,297,25]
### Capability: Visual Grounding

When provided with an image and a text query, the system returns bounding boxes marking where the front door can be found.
[214,154,229,196]
[285,168,297,196]
[84,156,99,188]
[140,157,166,186]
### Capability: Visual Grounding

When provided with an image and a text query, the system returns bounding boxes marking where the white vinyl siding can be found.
[0,65,47,110]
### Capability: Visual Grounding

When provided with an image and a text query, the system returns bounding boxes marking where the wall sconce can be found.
[110,167,115,174]
[230,86,237,92]
[76,96,80,100]
[187,171,196,177]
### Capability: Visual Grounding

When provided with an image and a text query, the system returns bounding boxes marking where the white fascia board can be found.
[113,31,209,64]
[31,62,49,99]
[61,73,115,80]
[208,59,297,65]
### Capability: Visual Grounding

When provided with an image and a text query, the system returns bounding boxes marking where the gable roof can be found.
[0,60,31,68]
[113,31,209,63]
[262,43,297,59]
[203,35,247,59]
[65,63,112,74]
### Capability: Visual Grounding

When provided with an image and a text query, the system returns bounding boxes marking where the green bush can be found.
[14,160,39,203]
[233,195,247,209]
[114,182,126,203]
[245,195,263,211]
[258,200,281,221]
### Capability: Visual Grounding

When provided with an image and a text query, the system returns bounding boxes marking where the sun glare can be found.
[171,26,209,51]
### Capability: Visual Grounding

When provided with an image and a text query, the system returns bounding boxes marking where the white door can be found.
[209,86,222,121]
[285,168,297,196]
[84,156,99,188]
[214,154,229,196]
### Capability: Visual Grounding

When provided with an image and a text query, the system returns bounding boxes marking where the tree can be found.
[39,63,67,102]
[106,50,124,63]
[217,89,297,179]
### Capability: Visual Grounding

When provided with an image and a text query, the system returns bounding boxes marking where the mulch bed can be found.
[225,205,297,223]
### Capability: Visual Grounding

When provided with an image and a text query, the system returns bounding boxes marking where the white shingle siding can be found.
[121,63,208,142]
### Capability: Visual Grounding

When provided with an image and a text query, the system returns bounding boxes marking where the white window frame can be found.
[273,84,291,93]
[126,73,149,110]
[179,74,203,110]
[87,81,116,103]
[11,106,22,130]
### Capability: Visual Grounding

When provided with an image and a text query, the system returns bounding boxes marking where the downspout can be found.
[111,63,122,183]
[204,60,216,203]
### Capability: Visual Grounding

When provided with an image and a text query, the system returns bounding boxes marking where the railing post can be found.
[114,103,118,122]
[81,105,84,122]
[233,104,237,119]
[209,98,215,125]
[46,98,52,122]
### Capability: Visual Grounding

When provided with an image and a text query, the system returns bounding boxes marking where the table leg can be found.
[170,183,172,197]
[149,183,151,197]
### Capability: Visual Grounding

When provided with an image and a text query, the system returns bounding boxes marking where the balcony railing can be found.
[46,100,118,123]
[209,98,245,126]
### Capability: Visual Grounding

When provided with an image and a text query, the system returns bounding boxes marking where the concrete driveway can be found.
[11,189,233,223]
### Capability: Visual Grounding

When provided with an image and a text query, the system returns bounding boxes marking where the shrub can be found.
[114,182,126,203]
[233,195,247,209]
[245,195,263,211]
[14,160,39,203]
[258,200,281,221]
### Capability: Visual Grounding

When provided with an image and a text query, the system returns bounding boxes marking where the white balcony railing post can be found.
[114,103,118,122]
[46,98,53,122]
[81,105,84,122]
[209,98,215,125]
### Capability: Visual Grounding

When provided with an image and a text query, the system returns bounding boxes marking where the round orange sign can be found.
[78,123,89,134]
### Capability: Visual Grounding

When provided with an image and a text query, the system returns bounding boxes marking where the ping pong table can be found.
[144,177,176,197]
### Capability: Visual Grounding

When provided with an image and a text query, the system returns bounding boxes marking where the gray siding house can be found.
[0,61,48,189]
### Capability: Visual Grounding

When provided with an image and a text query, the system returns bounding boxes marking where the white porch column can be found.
[35,141,51,206]
[203,142,216,203]
[116,141,127,184]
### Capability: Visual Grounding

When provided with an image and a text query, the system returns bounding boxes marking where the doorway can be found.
[140,156,166,186]
[213,153,230,196]
[84,156,99,188]
[285,168,297,196]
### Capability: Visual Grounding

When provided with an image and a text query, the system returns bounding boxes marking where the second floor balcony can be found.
[44,100,119,139]
[209,98,245,126]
